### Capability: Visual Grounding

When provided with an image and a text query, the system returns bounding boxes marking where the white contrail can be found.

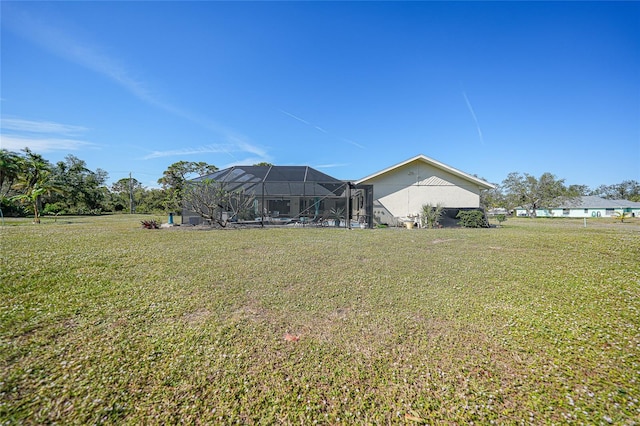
[279,109,365,149]
[462,91,485,146]
[340,138,365,149]
[278,109,311,125]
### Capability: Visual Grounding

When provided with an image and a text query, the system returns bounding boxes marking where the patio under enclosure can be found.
[182,165,373,228]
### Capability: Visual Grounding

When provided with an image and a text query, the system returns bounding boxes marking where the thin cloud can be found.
[0,135,92,152]
[3,4,267,161]
[314,163,349,169]
[233,138,269,159]
[3,6,157,107]
[462,91,485,146]
[1,117,94,152]
[1,117,88,135]
[143,142,271,162]
[219,157,274,169]
[143,145,237,160]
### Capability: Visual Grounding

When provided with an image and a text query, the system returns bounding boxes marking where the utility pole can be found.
[129,172,134,214]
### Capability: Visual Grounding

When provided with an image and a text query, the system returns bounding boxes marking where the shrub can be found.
[141,219,160,229]
[456,210,487,228]
[421,203,445,229]
[43,202,66,216]
[613,211,631,223]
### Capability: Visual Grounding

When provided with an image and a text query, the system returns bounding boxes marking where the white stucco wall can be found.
[363,161,482,222]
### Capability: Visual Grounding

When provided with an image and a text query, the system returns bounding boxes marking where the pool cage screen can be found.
[182,165,373,228]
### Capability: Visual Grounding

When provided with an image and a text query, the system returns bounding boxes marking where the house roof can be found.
[196,165,341,183]
[515,196,640,210]
[355,154,495,189]
[562,196,640,209]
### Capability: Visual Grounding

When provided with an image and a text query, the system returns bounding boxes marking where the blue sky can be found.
[1,1,639,189]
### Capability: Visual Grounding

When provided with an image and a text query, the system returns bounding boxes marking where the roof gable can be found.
[355,154,495,189]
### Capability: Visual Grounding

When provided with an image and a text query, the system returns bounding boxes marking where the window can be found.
[584,209,588,214]
[268,199,290,216]
[605,208,614,216]
[563,209,570,216]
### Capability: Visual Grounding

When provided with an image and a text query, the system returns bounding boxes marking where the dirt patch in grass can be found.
[431,238,459,244]
[182,308,212,324]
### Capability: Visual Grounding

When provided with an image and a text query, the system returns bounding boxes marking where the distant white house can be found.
[515,195,640,218]
[355,154,495,225]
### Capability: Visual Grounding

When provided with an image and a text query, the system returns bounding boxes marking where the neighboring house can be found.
[514,195,640,218]
[355,154,495,226]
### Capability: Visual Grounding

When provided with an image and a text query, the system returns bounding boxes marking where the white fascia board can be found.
[355,154,495,189]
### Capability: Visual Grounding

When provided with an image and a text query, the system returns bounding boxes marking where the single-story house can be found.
[515,195,640,218]
[182,155,494,227]
[355,154,495,226]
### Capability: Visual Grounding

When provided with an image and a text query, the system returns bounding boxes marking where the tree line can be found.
[0,149,218,220]
[1,148,638,221]
[481,172,640,218]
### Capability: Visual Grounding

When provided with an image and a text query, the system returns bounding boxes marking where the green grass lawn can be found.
[1,215,639,424]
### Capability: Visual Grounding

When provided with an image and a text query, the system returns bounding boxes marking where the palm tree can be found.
[11,149,61,223]
[421,203,445,228]
[0,149,22,198]
[613,211,631,223]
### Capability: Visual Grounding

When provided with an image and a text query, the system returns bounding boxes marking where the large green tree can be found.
[567,184,591,197]
[109,178,165,213]
[158,161,218,212]
[473,176,504,211]
[591,180,640,202]
[135,188,166,214]
[502,172,573,218]
[48,155,109,214]
[111,177,143,213]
